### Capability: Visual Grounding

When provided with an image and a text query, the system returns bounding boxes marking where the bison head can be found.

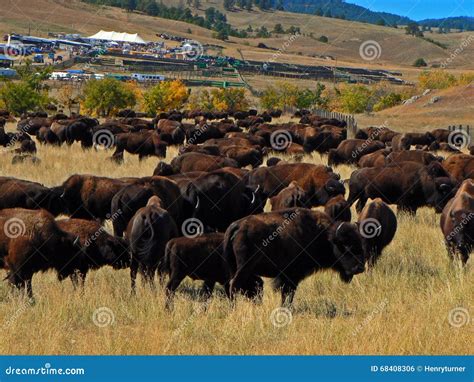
[312,178,345,206]
[153,162,174,176]
[431,177,457,213]
[330,222,365,283]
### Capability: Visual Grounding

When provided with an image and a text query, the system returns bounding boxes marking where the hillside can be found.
[2,0,474,73]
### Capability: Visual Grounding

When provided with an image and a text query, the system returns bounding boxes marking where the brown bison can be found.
[385,150,442,166]
[348,161,456,214]
[164,152,239,174]
[270,181,309,211]
[0,177,65,216]
[1,208,82,299]
[127,196,178,293]
[60,175,133,220]
[246,163,344,207]
[358,149,390,168]
[440,179,473,264]
[357,199,397,267]
[328,139,385,166]
[442,154,474,183]
[324,195,352,222]
[224,209,365,306]
[112,130,167,162]
[56,219,129,286]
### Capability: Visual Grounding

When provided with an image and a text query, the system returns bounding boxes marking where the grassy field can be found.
[0,120,472,355]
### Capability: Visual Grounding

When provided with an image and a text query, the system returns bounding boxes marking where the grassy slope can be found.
[0,121,471,355]
[2,0,474,72]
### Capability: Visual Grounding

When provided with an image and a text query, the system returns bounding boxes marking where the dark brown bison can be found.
[219,145,263,168]
[110,176,185,237]
[355,126,398,143]
[126,196,178,293]
[385,150,442,166]
[56,218,129,286]
[156,119,185,145]
[269,181,309,211]
[442,154,474,183]
[328,139,385,166]
[246,163,344,207]
[0,177,65,216]
[357,199,397,267]
[324,195,351,222]
[430,128,451,143]
[348,161,456,214]
[1,208,82,299]
[60,175,132,220]
[440,179,473,264]
[391,132,435,151]
[185,170,265,232]
[224,209,365,305]
[112,130,167,162]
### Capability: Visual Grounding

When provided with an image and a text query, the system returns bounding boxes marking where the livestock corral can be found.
[0,109,472,355]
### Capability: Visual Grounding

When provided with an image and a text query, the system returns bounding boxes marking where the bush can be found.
[418,70,457,90]
[413,58,427,67]
[373,92,403,111]
[82,78,136,116]
[318,35,329,43]
[187,88,249,112]
[338,85,372,113]
[260,82,327,110]
[143,80,189,115]
[0,81,50,116]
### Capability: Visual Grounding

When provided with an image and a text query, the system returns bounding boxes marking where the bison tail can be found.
[223,221,240,274]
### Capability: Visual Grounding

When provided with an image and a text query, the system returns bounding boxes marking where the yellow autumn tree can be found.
[143,80,189,115]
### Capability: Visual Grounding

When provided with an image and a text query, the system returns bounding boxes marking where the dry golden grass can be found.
[0,129,472,355]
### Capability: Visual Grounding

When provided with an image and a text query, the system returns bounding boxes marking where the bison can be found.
[223,208,365,306]
[328,139,385,166]
[269,181,309,211]
[443,154,474,183]
[324,195,351,222]
[357,199,397,267]
[440,179,473,264]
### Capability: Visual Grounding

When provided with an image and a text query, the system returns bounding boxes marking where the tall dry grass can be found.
[0,133,472,355]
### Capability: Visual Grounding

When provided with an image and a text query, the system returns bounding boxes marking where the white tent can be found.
[88,30,147,44]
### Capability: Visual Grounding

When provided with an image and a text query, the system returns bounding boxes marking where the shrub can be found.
[418,70,457,90]
[82,78,136,116]
[143,80,189,115]
[413,58,427,67]
[318,35,329,43]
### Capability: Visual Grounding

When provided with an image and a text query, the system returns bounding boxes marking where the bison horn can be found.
[195,196,200,209]
[251,191,256,205]
[439,183,450,192]
[335,222,345,237]
[255,185,260,193]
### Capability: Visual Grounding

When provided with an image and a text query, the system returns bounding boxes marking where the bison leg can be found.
[355,195,368,213]
[130,257,139,295]
[201,280,215,299]
[165,272,186,310]
[143,265,157,291]
[459,246,470,265]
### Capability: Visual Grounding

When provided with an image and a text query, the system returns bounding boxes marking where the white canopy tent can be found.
[88,30,147,44]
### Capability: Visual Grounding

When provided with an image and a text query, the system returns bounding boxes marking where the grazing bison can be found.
[348,162,456,214]
[440,179,473,264]
[112,130,167,162]
[324,195,351,222]
[385,150,442,166]
[246,163,344,207]
[56,219,129,286]
[127,196,178,293]
[224,209,365,305]
[219,145,263,168]
[442,154,474,183]
[60,175,132,220]
[269,181,309,211]
[328,139,385,166]
[0,177,65,216]
[357,199,397,267]
[156,119,185,145]
[1,208,81,299]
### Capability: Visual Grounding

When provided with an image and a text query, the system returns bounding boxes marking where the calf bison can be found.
[224,209,365,306]
[357,199,397,267]
[56,219,129,286]
[270,181,309,211]
[440,179,473,264]
[324,195,351,222]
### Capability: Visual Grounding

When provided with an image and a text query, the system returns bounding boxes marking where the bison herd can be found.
[0,108,472,308]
